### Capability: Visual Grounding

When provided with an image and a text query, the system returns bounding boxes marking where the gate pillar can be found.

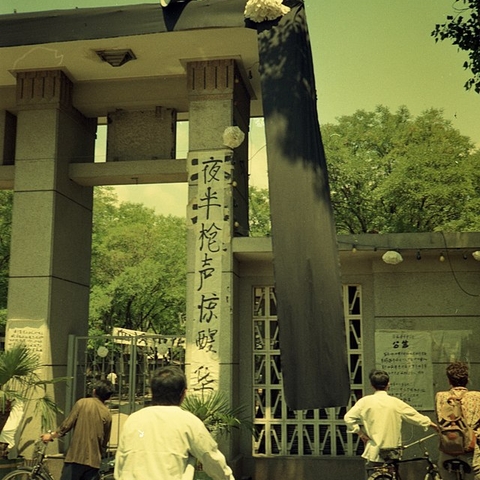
[185,59,250,400]
[6,70,95,411]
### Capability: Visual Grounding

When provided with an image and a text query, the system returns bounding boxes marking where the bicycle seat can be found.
[379,447,403,461]
[443,458,471,474]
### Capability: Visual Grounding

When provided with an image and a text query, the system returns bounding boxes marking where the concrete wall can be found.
[233,237,480,480]
[341,250,480,389]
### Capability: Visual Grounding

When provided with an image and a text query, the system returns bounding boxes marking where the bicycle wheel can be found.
[2,467,51,480]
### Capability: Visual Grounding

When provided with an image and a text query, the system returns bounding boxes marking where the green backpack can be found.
[438,394,477,456]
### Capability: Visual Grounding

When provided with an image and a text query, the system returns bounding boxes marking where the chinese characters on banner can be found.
[188,151,233,394]
[375,330,433,410]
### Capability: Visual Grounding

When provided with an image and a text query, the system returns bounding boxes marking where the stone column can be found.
[6,70,96,416]
[185,59,250,401]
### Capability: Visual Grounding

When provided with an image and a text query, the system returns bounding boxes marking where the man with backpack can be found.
[436,361,480,479]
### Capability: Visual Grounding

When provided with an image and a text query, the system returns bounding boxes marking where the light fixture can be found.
[96,49,136,67]
[351,245,357,253]
[97,346,109,358]
[439,253,445,262]
[382,250,403,265]
[472,251,480,261]
[416,250,422,260]
[223,126,245,148]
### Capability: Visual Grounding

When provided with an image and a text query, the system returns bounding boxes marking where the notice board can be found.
[375,330,433,410]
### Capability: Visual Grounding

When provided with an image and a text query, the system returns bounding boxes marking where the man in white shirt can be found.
[344,369,438,476]
[114,366,235,480]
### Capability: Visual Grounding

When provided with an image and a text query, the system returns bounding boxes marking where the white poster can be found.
[375,330,433,410]
[5,319,46,361]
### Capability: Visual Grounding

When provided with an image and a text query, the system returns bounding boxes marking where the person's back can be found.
[63,396,112,467]
[41,379,114,480]
[435,361,480,480]
[344,369,435,476]
[114,366,234,480]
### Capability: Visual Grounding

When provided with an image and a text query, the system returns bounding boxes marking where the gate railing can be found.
[66,333,185,445]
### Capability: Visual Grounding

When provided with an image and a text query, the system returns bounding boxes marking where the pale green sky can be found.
[308,0,479,144]
[2,1,478,216]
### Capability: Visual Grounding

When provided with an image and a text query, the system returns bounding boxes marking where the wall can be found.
[233,235,480,480]
[341,250,480,390]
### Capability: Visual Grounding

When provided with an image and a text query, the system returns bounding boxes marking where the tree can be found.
[249,186,271,237]
[432,0,480,93]
[0,191,13,335]
[89,188,187,336]
[322,106,479,234]
[0,187,187,337]
[0,191,12,310]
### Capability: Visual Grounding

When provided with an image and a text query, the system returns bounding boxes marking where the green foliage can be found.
[0,187,187,338]
[0,310,6,337]
[90,187,187,336]
[0,344,63,432]
[181,390,251,440]
[0,191,12,310]
[249,186,271,237]
[1,113,479,333]
[432,1,480,93]
[323,106,479,234]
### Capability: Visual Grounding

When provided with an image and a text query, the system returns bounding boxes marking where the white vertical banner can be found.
[187,150,233,394]
[375,330,433,410]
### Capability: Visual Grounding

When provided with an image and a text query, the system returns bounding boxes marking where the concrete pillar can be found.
[106,107,177,162]
[6,70,96,417]
[185,59,250,403]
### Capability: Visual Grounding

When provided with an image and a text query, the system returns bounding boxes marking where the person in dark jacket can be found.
[41,380,114,480]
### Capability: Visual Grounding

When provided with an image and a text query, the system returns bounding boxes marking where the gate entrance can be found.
[66,333,185,447]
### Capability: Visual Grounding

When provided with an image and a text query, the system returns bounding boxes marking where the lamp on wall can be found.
[223,126,245,148]
[382,250,403,265]
[472,251,480,261]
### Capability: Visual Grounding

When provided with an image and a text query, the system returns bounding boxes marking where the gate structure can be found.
[66,332,185,447]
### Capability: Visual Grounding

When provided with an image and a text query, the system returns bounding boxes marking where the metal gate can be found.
[66,332,185,447]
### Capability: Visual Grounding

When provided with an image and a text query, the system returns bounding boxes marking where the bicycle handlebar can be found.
[34,440,49,455]
[403,432,438,450]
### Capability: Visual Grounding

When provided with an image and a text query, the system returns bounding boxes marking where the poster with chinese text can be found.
[375,330,433,410]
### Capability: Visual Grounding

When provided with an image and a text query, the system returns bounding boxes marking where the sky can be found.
[3,0,479,217]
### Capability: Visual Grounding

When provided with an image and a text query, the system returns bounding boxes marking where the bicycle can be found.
[2,441,115,480]
[368,433,442,480]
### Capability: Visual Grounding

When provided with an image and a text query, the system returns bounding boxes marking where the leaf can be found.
[0,344,65,426]
[181,391,252,439]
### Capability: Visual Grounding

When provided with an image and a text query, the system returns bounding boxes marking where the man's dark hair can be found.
[446,361,469,387]
[369,369,390,390]
[93,380,114,402]
[151,366,186,405]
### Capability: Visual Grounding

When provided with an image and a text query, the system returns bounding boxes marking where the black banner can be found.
[256,2,350,410]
